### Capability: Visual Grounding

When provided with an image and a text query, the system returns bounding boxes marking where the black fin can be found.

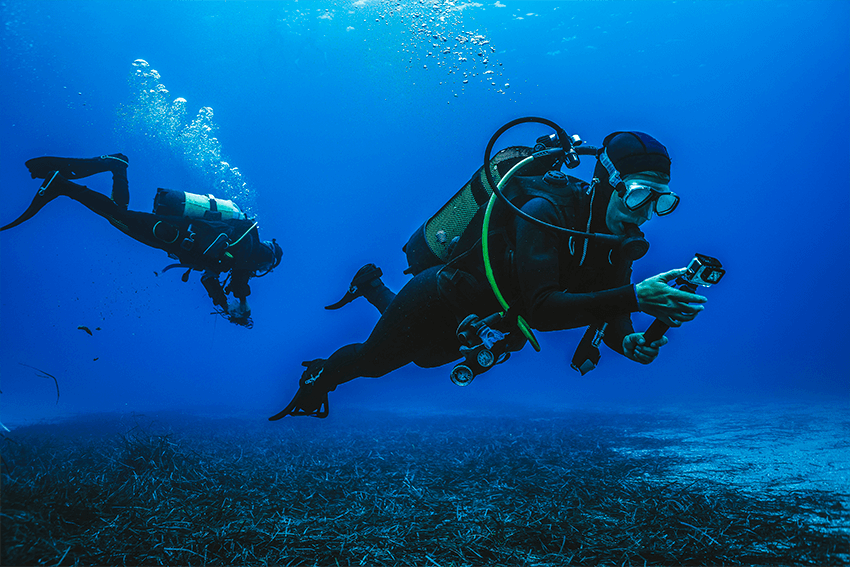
[0,173,66,231]
[269,360,330,420]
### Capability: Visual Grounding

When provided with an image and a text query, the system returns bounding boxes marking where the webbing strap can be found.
[597,148,623,189]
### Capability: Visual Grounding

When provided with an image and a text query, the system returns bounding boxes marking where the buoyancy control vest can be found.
[152,216,258,272]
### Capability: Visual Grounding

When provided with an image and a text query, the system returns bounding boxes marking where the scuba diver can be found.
[272,118,710,419]
[1,153,282,328]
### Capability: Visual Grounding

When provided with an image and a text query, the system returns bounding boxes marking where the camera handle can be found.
[642,278,699,342]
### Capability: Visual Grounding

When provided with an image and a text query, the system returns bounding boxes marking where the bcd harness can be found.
[150,188,258,281]
[403,117,650,384]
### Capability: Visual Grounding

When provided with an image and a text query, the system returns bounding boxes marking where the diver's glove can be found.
[269,359,330,420]
[225,298,253,328]
[227,313,254,329]
[228,299,251,318]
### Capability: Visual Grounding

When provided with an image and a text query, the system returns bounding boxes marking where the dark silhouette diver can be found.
[1,154,282,327]
[271,124,708,419]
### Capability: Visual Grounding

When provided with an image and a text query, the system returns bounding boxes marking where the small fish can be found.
[95,327,102,331]
[93,357,99,361]
[78,326,92,336]
[154,271,159,277]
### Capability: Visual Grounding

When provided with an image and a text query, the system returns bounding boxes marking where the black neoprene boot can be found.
[269,359,332,420]
[25,154,129,209]
[325,263,396,313]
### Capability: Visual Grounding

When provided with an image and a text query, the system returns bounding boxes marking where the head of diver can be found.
[254,239,283,276]
[590,130,674,238]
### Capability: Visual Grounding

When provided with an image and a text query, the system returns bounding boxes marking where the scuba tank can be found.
[153,188,246,221]
[402,146,536,276]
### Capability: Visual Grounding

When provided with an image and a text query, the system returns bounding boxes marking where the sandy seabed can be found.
[1,400,847,566]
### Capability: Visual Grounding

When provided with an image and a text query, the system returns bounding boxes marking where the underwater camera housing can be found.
[642,253,725,342]
[682,253,725,287]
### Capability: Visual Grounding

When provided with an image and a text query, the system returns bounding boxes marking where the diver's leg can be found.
[363,280,396,313]
[271,266,460,419]
[326,266,460,382]
[325,263,397,313]
[19,174,175,249]
[109,159,129,209]
[25,154,128,181]
[69,184,178,249]
[25,154,129,209]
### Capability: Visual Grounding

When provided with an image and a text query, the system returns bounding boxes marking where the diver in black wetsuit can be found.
[1,154,282,327]
[272,129,708,419]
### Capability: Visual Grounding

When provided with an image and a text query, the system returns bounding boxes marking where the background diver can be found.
[1,154,282,328]
[272,125,708,419]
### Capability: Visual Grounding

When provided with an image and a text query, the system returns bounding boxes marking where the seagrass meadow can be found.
[1,407,847,566]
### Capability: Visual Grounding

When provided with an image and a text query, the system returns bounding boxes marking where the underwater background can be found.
[1,1,848,565]
[1,0,848,424]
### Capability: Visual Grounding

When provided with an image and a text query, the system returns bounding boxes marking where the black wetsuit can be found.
[315,173,641,391]
[51,167,268,305]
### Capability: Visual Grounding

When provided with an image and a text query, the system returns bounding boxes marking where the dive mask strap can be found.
[598,148,625,194]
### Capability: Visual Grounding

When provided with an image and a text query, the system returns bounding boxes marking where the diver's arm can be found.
[601,266,675,363]
[225,270,252,317]
[515,198,639,332]
[201,270,229,312]
[602,314,636,356]
[226,270,252,299]
[600,260,637,355]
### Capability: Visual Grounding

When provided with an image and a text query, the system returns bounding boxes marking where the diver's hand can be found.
[623,333,667,364]
[228,298,251,319]
[636,268,707,327]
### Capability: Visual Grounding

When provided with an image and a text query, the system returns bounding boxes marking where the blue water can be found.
[1,0,848,427]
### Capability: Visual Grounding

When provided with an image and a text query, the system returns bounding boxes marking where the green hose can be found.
[230,221,259,247]
[482,155,541,352]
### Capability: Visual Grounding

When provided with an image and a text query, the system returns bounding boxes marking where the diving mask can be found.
[622,174,679,216]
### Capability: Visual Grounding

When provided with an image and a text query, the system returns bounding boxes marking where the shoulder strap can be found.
[501,174,590,230]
